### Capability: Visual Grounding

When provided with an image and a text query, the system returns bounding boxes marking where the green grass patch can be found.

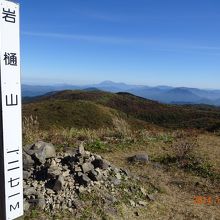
[154,155,220,181]
[86,139,110,153]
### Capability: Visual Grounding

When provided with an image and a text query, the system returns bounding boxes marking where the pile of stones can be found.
[23,141,129,213]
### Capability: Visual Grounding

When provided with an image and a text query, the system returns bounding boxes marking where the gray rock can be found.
[28,198,46,210]
[128,153,149,163]
[79,185,86,193]
[81,162,94,173]
[53,175,65,192]
[78,143,85,156]
[92,159,109,169]
[31,181,38,188]
[63,170,70,177]
[100,191,118,205]
[152,162,163,169]
[55,203,60,209]
[82,174,91,184]
[23,170,32,180]
[61,204,68,210]
[23,151,34,170]
[112,178,121,186]
[113,167,120,173]
[85,151,91,157]
[38,198,46,209]
[50,159,57,167]
[37,192,45,199]
[74,166,82,172]
[94,154,102,160]
[30,141,44,150]
[72,199,84,209]
[67,200,73,208]
[54,158,61,163]
[77,172,83,178]
[48,165,61,178]
[63,147,75,155]
[46,188,55,195]
[30,141,56,164]
[99,159,110,170]
[121,169,131,176]
[138,201,147,206]
[115,173,122,180]
[88,170,102,181]
[147,194,155,201]
[24,200,30,211]
[24,187,37,196]
[78,157,84,164]
[140,187,147,196]
[77,173,91,186]
[129,200,136,207]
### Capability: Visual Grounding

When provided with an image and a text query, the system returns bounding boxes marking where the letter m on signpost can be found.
[0,0,23,220]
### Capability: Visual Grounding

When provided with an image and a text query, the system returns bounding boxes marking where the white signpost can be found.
[0,0,23,219]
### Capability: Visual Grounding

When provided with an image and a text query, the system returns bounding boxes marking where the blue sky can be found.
[20,0,220,88]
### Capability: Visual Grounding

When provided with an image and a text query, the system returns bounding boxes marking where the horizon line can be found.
[21,80,220,91]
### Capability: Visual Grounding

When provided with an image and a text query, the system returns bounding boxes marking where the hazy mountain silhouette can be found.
[22,81,220,106]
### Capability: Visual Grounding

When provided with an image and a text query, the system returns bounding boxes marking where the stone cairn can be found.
[23,141,128,213]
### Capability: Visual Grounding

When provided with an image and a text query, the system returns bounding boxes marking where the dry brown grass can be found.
[172,130,198,159]
[112,117,132,138]
[101,141,220,220]
[196,134,220,174]
[22,117,220,219]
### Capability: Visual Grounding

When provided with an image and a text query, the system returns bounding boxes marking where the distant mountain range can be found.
[22,81,220,106]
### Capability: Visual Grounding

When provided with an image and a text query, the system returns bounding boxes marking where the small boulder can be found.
[53,175,65,192]
[128,153,149,163]
[31,141,56,164]
[81,162,94,173]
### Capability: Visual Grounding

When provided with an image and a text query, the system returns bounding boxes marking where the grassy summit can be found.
[23,90,220,131]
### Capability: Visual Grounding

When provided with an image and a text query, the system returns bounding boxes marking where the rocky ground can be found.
[22,131,220,220]
[23,141,151,219]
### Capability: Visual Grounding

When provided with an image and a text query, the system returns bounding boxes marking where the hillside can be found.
[22,81,220,106]
[23,90,220,131]
[22,90,220,219]
[23,100,114,129]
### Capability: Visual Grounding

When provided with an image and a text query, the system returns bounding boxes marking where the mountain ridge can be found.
[22,81,220,106]
[23,90,220,131]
